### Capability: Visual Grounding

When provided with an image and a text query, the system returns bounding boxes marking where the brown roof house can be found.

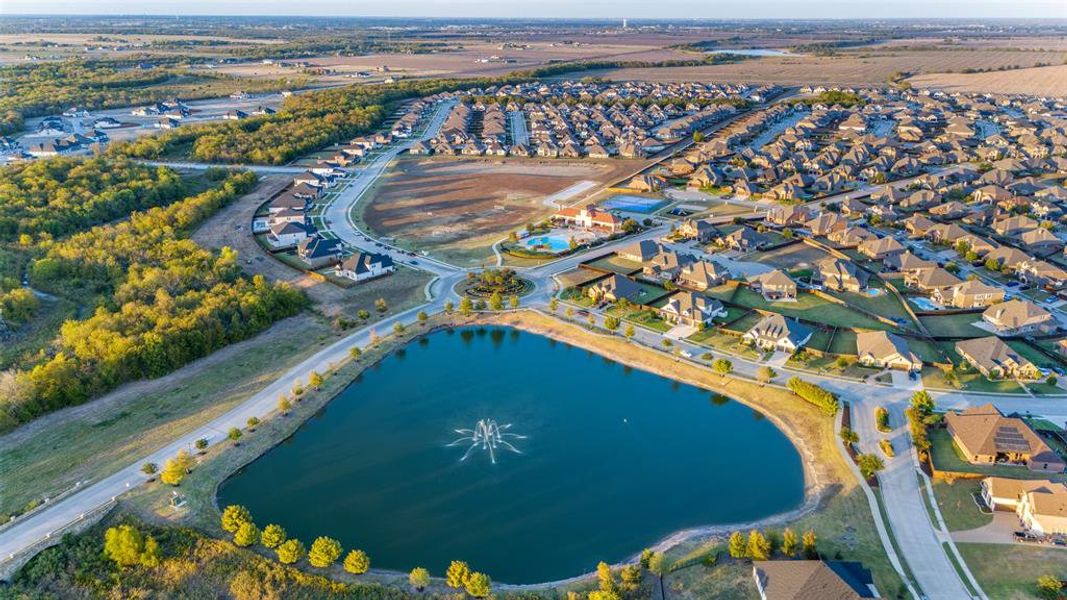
[617,240,662,263]
[905,266,963,295]
[749,270,797,301]
[753,561,877,600]
[857,235,905,260]
[743,314,812,353]
[932,279,1005,309]
[856,331,922,372]
[658,292,725,327]
[642,250,694,281]
[677,260,730,291]
[674,218,718,243]
[945,404,1064,472]
[956,337,1041,381]
[981,477,1066,513]
[587,275,643,304]
[981,299,1055,336]
[814,257,868,293]
[1018,481,1067,535]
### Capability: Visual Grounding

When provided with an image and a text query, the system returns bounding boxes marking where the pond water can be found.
[708,48,793,57]
[601,194,667,213]
[217,327,804,583]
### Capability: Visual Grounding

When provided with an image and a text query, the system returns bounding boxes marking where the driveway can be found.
[890,370,923,391]
[767,351,792,368]
[952,512,1019,545]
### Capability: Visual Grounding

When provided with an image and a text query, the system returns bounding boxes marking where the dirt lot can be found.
[357,156,645,267]
[908,64,1067,96]
[192,175,432,318]
[572,48,1067,89]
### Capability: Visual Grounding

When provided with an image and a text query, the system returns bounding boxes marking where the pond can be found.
[218,327,805,583]
[601,194,667,213]
[708,48,794,57]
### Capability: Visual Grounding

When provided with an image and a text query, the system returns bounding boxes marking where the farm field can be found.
[570,48,1067,90]
[907,64,1067,97]
[358,156,642,267]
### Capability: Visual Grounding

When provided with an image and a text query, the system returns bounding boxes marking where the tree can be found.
[1048,375,1058,387]
[276,538,305,564]
[693,131,705,143]
[597,561,616,593]
[278,395,292,415]
[446,560,470,588]
[261,524,286,549]
[781,527,798,557]
[343,549,371,574]
[624,324,635,339]
[620,564,642,591]
[911,390,935,418]
[802,530,818,559]
[349,346,362,360]
[195,438,209,453]
[375,298,388,312]
[459,296,473,316]
[835,355,849,369]
[747,530,771,561]
[840,426,859,444]
[549,298,559,312]
[508,294,520,309]
[984,257,1001,272]
[228,427,243,444]
[246,416,259,430]
[488,292,504,311]
[308,536,342,568]
[1037,574,1062,600]
[141,462,158,479]
[465,571,491,598]
[160,450,193,486]
[727,531,747,559]
[221,505,253,533]
[604,315,620,331]
[393,322,405,335]
[786,377,839,415]
[104,525,161,568]
[875,406,890,432]
[409,567,430,591]
[444,300,454,313]
[233,521,259,547]
[357,309,371,320]
[712,358,733,377]
[417,311,428,323]
[858,453,885,480]
[647,551,666,578]
[309,371,324,390]
[756,366,776,386]
[639,548,654,568]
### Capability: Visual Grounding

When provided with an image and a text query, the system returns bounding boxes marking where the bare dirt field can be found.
[572,48,1067,89]
[907,64,1067,97]
[192,175,432,318]
[358,156,645,267]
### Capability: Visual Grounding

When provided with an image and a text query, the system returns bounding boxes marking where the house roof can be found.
[984,476,1065,501]
[982,299,1052,331]
[856,331,920,366]
[753,561,875,600]
[946,403,1057,462]
[746,313,811,345]
[955,338,1038,377]
[339,251,393,274]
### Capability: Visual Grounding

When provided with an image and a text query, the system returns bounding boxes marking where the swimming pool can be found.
[523,234,571,253]
[601,194,666,213]
[908,297,942,311]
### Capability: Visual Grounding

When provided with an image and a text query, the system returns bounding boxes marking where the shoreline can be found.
[184,309,851,589]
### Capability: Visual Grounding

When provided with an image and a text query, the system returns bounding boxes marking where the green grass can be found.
[928,429,1067,482]
[943,542,980,597]
[918,313,986,338]
[0,295,78,371]
[583,255,643,275]
[826,283,914,326]
[606,305,672,333]
[1005,340,1062,370]
[786,353,873,380]
[686,328,762,359]
[729,287,890,331]
[931,479,993,532]
[828,329,859,355]
[957,543,1067,600]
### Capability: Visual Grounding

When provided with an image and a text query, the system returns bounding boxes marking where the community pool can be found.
[909,297,942,311]
[523,234,571,253]
[601,194,666,213]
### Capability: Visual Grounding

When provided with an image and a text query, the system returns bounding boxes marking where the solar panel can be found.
[993,426,1031,453]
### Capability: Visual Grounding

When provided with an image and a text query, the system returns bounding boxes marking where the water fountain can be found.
[448,419,526,463]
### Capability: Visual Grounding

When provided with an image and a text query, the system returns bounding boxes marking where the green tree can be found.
[597,561,616,593]
[712,358,733,377]
[444,300,454,313]
[261,524,286,549]
[1037,574,1062,600]
[756,365,776,385]
[459,296,473,316]
[858,453,885,480]
[727,531,747,559]
[489,292,504,311]
[875,406,890,432]
[308,536,343,568]
[343,549,371,574]
[509,294,520,309]
[409,566,430,591]
[141,462,158,479]
[549,298,559,312]
[465,571,491,598]
[747,530,771,561]
[276,538,305,564]
[278,395,292,415]
[802,530,818,559]
[639,548,653,568]
[140,535,161,568]
[840,426,859,444]
[228,427,243,444]
[620,564,642,591]
[417,310,428,323]
[647,551,666,578]
[375,298,388,312]
[246,416,259,430]
[309,371,324,389]
[104,524,161,568]
[221,505,253,533]
[604,315,620,331]
[160,450,193,486]
[233,521,259,547]
[446,560,470,588]
[393,322,405,335]
[349,346,362,359]
[195,438,209,453]
[1048,375,1058,387]
[781,527,798,557]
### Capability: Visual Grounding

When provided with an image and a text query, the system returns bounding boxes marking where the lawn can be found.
[1005,340,1063,370]
[729,287,890,331]
[555,268,605,288]
[928,428,1067,482]
[787,353,875,380]
[918,313,986,338]
[826,283,915,327]
[605,304,671,333]
[931,479,993,532]
[957,543,1067,600]
[582,254,643,275]
[828,329,859,355]
[686,328,762,359]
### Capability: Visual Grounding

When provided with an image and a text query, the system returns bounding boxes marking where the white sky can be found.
[2,0,1065,19]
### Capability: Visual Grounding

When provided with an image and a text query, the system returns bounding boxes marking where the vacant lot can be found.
[574,48,1067,89]
[958,543,1067,600]
[358,157,643,266]
[908,64,1067,97]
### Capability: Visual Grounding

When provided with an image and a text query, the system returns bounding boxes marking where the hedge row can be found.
[786,377,840,416]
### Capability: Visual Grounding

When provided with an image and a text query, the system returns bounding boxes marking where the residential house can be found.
[677,260,730,291]
[658,292,725,327]
[933,279,1005,309]
[267,221,312,248]
[982,299,1055,336]
[587,274,643,304]
[858,236,905,260]
[883,251,935,273]
[297,236,343,268]
[945,404,1063,471]
[642,250,693,281]
[981,477,1064,512]
[752,561,877,600]
[905,266,963,295]
[721,227,766,252]
[743,314,813,353]
[814,257,868,293]
[806,213,848,237]
[1018,482,1067,535]
[955,338,1042,381]
[334,252,395,282]
[766,205,812,227]
[750,270,797,301]
[828,226,877,247]
[551,205,623,233]
[1017,260,1067,289]
[856,331,922,372]
[675,219,717,243]
[617,240,662,263]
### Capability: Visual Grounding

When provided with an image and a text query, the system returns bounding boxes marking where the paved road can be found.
[137,160,309,175]
[509,110,529,147]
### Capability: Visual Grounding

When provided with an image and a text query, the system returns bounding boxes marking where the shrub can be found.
[786,377,839,415]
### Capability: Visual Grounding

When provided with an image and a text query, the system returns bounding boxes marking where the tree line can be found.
[0,170,307,431]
